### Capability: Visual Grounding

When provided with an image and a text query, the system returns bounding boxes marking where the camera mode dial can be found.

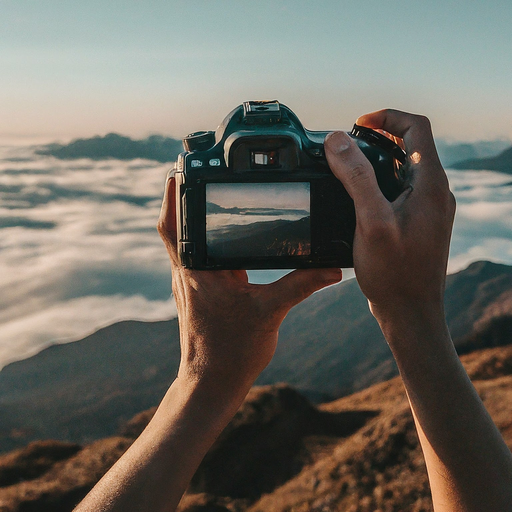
[183,131,216,152]
[350,125,406,164]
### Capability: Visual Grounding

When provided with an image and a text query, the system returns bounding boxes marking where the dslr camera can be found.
[173,100,405,270]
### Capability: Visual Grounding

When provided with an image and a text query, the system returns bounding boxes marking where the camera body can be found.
[174,100,405,270]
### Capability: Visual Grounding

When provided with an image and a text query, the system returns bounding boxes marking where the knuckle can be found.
[360,213,394,243]
[157,218,169,237]
[446,191,457,221]
[413,114,432,132]
[157,218,176,245]
[156,219,167,238]
[428,186,456,226]
[347,163,372,186]
[381,108,395,119]
[448,191,457,213]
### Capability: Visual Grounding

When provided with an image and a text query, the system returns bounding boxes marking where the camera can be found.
[173,100,405,270]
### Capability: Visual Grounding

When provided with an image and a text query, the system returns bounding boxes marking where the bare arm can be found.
[74,178,341,512]
[325,110,512,511]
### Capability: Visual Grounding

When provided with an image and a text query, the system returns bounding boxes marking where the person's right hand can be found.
[325,111,512,512]
[324,109,456,323]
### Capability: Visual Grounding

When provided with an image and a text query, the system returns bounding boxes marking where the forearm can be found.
[74,375,249,512]
[377,305,512,511]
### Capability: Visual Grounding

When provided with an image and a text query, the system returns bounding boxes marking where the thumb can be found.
[324,131,388,215]
[265,268,342,313]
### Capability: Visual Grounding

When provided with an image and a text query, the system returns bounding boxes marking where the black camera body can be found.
[174,100,405,270]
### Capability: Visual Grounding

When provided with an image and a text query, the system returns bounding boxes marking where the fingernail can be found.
[325,131,351,153]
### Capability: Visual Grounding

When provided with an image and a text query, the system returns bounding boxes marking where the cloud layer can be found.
[1,143,511,369]
[447,169,512,273]
[0,144,176,368]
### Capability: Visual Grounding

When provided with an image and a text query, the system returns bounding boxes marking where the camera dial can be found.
[183,131,216,152]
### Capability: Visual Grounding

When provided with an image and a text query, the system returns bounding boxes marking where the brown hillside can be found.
[1,260,511,453]
[246,348,512,512]
[1,344,512,512]
[0,437,131,512]
[249,380,512,512]
[0,440,81,488]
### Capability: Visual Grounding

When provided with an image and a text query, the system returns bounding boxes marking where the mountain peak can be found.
[451,144,512,172]
[462,259,512,277]
[36,133,183,163]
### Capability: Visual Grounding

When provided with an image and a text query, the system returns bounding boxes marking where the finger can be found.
[374,129,405,151]
[264,268,342,312]
[230,269,249,283]
[201,269,249,286]
[356,109,443,175]
[157,176,180,266]
[324,131,390,215]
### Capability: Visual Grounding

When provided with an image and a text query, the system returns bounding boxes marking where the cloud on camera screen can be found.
[206,182,311,258]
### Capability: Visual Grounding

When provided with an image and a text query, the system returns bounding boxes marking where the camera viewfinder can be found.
[251,150,279,168]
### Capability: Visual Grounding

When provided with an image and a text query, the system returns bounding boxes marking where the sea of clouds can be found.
[0,143,176,368]
[1,142,512,369]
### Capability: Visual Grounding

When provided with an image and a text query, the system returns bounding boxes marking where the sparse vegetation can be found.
[1,346,512,511]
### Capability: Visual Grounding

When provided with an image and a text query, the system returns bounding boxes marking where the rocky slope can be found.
[1,345,512,511]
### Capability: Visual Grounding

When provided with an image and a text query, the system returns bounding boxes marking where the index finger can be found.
[157,176,180,267]
[356,109,444,178]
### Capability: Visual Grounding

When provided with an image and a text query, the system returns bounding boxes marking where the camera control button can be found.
[180,241,196,255]
[307,148,324,158]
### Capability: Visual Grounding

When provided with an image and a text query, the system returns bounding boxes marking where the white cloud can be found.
[446,170,512,273]
[0,294,177,368]
[1,154,512,369]
[0,146,175,368]
[456,201,512,223]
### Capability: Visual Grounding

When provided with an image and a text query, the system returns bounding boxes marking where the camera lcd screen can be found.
[206,182,311,258]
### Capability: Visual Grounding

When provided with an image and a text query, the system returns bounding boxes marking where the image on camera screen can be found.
[206,182,311,258]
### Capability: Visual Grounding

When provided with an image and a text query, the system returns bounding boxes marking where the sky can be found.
[1,1,512,370]
[1,0,512,142]
[207,183,310,210]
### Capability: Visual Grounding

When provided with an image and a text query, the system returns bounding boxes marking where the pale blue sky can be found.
[1,0,511,141]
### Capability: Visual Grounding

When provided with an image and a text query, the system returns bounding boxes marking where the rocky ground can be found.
[1,344,512,512]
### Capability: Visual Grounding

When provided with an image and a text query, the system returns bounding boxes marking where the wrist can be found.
[371,300,453,355]
[153,374,251,448]
[174,365,254,419]
[177,328,277,399]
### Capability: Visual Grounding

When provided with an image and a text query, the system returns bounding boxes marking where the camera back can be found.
[174,100,405,270]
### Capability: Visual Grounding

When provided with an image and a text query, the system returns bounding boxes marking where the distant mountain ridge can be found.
[435,138,511,168]
[36,133,183,163]
[34,132,512,170]
[450,145,512,173]
[0,260,511,452]
[206,201,309,217]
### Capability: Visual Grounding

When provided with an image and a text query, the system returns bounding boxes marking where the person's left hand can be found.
[157,177,342,399]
